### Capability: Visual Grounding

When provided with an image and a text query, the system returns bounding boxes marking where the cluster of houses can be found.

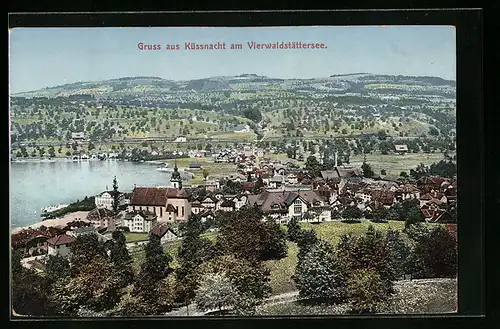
[12,152,457,261]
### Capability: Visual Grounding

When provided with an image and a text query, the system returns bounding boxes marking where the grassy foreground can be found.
[130,220,442,296]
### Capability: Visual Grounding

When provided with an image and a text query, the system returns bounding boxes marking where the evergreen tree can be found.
[286,216,302,242]
[385,229,411,279]
[337,226,396,313]
[294,240,348,303]
[175,215,215,310]
[109,230,134,287]
[361,161,375,178]
[132,235,173,315]
[112,176,119,214]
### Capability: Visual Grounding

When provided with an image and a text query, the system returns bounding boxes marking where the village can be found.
[11,141,457,264]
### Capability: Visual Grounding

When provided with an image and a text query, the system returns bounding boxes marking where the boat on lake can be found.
[41,204,69,214]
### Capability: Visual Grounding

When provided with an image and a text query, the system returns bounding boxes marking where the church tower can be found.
[170,160,182,189]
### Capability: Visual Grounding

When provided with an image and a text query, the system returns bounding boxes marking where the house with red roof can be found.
[149,223,178,244]
[47,234,76,257]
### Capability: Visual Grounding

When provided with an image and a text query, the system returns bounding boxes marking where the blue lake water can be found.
[10,160,185,228]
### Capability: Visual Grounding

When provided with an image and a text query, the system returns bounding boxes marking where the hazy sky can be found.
[9,26,456,93]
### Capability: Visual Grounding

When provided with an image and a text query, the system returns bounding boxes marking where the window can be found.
[182,206,185,217]
[294,200,302,214]
[160,207,163,217]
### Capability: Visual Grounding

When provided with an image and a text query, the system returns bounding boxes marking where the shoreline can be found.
[11,211,90,235]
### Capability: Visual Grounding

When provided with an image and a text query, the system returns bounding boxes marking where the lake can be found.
[10,159,190,228]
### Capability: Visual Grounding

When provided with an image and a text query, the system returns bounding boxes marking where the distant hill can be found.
[12,73,455,98]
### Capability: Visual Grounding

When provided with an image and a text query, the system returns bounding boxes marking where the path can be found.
[163,290,302,316]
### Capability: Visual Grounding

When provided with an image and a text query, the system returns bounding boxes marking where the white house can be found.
[269,175,285,189]
[232,195,248,210]
[46,234,76,258]
[175,136,187,143]
[287,173,299,185]
[122,211,157,233]
[234,124,251,133]
[95,190,125,210]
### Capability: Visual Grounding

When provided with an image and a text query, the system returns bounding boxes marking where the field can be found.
[124,232,149,242]
[351,152,446,176]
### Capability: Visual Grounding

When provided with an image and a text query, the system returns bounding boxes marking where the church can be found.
[126,163,191,222]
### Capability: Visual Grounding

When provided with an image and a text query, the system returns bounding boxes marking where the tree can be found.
[347,268,386,314]
[132,234,173,315]
[215,207,287,262]
[410,226,457,278]
[112,176,119,214]
[294,240,348,303]
[428,126,439,136]
[337,226,396,312]
[195,272,240,314]
[371,204,389,222]
[380,169,387,176]
[49,255,123,315]
[175,215,216,310]
[400,171,408,178]
[305,155,321,177]
[243,108,262,123]
[377,130,387,140]
[405,206,425,230]
[252,175,264,194]
[385,229,412,279]
[203,255,271,315]
[45,254,70,283]
[70,233,107,273]
[361,162,375,178]
[342,205,363,219]
[109,230,134,287]
[12,256,54,316]
[202,169,210,182]
[286,216,301,242]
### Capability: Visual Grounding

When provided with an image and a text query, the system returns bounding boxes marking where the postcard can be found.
[9,24,458,317]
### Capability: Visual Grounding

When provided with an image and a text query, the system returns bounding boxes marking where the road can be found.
[163,291,301,316]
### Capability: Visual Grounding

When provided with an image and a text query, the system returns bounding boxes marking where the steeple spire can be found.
[170,158,182,189]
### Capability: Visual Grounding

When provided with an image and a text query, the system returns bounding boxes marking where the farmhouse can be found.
[46,234,76,257]
[394,144,409,155]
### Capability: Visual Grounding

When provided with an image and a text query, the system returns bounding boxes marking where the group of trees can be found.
[12,232,135,316]
[290,222,457,314]
[12,207,289,317]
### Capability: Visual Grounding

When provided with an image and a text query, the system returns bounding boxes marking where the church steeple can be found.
[170,159,182,189]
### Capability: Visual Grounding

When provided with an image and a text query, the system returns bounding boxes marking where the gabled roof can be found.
[47,234,76,246]
[87,208,114,221]
[129,187,188,206]
[150,223,177,238]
